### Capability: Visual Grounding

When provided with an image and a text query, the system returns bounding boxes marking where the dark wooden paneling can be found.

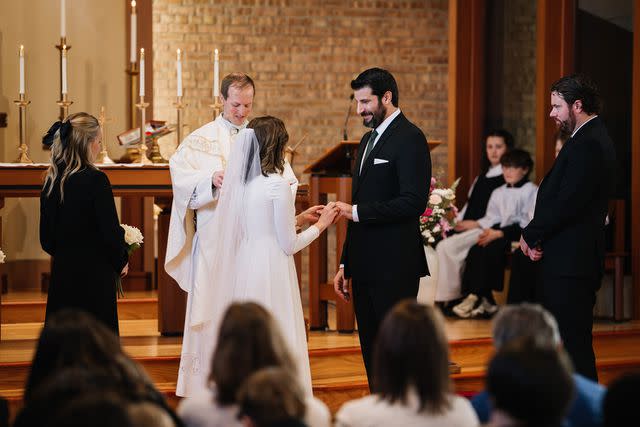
[535,0,575,181]
[632,3,640,319]
[448,0,487,202]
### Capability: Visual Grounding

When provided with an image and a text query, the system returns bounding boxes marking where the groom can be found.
[334,68,431,389]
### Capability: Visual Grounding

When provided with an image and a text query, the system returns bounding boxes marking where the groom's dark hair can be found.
[351,68,399,107]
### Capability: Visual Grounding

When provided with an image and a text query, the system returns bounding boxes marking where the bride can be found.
[190,116,338,394]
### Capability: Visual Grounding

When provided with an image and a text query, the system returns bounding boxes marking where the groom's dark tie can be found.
[360,129,378,172]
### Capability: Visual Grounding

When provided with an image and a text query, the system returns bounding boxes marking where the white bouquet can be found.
[117,224,144,297]
[121,224,144,255]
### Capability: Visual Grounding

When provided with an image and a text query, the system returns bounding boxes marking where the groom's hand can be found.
[333,268,350,302]
[336,201,353,221]
[212,170,224,188]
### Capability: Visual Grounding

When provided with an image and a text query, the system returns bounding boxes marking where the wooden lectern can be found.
[305,141,360,332]
[306,139,441,333]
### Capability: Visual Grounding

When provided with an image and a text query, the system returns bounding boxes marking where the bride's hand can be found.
[296,205,324,227]
[314,203,340,232]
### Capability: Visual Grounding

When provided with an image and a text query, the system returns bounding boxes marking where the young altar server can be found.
[434,130,514,313]
[452,149,537,318]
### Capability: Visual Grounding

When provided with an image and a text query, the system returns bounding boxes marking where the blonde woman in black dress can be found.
[40,112,129,334]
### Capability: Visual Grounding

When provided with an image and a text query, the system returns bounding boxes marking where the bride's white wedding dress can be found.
[184,128,318,395]
[234,172,318,393]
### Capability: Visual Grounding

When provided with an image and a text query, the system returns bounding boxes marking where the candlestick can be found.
[19,45,25,95]
[209,98,222,120]
[139,48,145,97]
[96,106,115,164]
[13,94,33,163]
[174,96,188,149]
[135,96,153,164]
[55,38,73,121]
[60,0,66,38]
[176,49,182,97]
[130,1,137,63]
[213,49,219,97]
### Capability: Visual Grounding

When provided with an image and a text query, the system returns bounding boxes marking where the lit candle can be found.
[213,49,219,98]
[61,45,68,94]
[139,48,145,97]
[60,0,66,38]
[130,1,137,63]
[19,45,25,95]
[176,49,183,97]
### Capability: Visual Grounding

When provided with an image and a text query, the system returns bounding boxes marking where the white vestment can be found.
[165,116,298,396]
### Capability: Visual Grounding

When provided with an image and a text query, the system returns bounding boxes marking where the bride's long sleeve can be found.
[270,177,320,256]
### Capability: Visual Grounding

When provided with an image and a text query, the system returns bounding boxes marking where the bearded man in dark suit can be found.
[333,68,431,388]
[521,75,616,381]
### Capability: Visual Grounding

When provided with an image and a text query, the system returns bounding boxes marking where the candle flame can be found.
[20,45,24,56]
[132,1,136,8]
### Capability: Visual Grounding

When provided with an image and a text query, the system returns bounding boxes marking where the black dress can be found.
[40,167,128,334]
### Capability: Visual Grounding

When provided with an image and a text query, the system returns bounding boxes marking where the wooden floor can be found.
[2,290,640,417]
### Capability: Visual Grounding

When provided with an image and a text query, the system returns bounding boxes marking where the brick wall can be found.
[153,0,449,176]
[152,0,450,306]
[502,0,537,163]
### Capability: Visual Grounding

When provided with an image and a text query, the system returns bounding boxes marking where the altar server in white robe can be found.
[166,73,317,397]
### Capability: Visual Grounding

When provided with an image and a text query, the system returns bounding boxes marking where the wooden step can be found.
[1,297,158,324]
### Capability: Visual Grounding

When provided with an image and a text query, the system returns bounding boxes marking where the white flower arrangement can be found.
[420,177,461,247]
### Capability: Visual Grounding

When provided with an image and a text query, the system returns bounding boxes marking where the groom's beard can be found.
[362,105,387,129]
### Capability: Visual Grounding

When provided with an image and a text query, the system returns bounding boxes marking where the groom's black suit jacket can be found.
[523,116,616,282]
[340,112,431,282]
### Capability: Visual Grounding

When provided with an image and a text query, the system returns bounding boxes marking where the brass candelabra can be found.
[135,96,153,165]
[174,95,187,148]
[13,94,33,163]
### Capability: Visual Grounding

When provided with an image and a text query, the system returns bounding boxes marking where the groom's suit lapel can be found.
[354,113,403,197]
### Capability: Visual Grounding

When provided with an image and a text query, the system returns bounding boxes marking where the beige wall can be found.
[0,0,126,281]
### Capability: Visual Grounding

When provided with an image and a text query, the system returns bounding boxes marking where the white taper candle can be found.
[130,1,137,63]
[177,49,183,97]
[19,45,25,95]
[61,46,68,94]
[60,0,66,38]
[213,49,219,98]
[139,48,145,97]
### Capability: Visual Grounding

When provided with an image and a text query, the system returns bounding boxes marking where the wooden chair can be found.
[605,199,627,322]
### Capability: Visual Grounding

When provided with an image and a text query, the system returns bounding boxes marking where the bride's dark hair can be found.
[247,116,288,176]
